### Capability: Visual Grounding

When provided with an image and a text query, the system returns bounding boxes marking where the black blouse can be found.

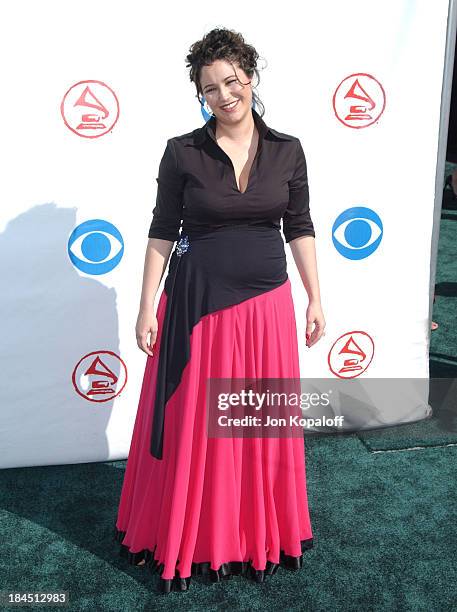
[148,107,315,243]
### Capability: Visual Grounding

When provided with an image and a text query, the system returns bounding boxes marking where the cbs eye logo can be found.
[68,219,124,274]
[332,207,383,260]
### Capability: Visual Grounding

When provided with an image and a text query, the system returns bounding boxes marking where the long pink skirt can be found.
[114,275,314,592]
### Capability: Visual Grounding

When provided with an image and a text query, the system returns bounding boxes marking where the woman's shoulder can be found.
[166,125,205,149]
[267,126,298,143]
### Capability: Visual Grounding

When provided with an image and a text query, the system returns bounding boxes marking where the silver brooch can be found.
[176,235,190,257]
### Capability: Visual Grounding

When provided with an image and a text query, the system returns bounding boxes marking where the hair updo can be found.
[185,27,266,117]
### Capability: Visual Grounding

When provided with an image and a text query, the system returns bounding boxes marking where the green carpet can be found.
[356,411,457,451]
[1,168,456,611]
[1,436,456,611]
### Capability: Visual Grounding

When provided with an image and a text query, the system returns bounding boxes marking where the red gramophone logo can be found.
[72,350,127,402]
[333,73,386,128]
[60,79,120,138]
[328,331,374,378]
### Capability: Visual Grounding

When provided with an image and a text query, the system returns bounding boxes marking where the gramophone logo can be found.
[333,73,386,128]
[60,79,120,138]
[72,350,127,402]
[328,331,374,378]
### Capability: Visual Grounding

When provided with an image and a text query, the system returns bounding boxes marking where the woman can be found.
[114,27,326,594]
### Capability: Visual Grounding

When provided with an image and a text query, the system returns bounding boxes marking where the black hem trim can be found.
[113,525,313,594]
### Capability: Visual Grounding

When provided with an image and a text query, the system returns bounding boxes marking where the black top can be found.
[148,107,315,243]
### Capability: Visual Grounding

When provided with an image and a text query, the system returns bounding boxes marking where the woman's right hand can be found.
[136,309,158,356]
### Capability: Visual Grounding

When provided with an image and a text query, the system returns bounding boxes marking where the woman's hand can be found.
[136,309,158,356]
[306,300,326,348]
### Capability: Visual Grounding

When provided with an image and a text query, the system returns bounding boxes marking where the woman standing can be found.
[114,27,326,594]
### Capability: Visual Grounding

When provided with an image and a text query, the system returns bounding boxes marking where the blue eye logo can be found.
[68,219,124,274]
[201,96,212,122]
[332,207,383,260]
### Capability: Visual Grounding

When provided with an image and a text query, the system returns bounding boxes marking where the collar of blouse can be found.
[192,106,294,148]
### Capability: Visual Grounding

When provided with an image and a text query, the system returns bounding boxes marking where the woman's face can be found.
[200,59,252,123]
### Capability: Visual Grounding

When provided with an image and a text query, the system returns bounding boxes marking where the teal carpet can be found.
[1,168,456,611]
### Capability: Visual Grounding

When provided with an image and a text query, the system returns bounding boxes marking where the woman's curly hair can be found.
[185,27,266,117]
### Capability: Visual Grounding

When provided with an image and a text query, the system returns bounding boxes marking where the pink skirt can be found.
[114,228,314,593]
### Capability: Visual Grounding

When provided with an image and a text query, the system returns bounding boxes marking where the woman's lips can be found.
[221,99,240,112]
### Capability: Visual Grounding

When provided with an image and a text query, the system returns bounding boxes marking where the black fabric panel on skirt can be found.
[150,224,289,459]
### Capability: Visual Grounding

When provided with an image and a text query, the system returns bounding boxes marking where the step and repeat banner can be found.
[0,0,453,467]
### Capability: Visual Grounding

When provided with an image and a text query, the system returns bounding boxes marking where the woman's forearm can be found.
[289,235,322,303]
[139,238,174,311]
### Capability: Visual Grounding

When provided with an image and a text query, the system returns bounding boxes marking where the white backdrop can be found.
[0,0,453,468]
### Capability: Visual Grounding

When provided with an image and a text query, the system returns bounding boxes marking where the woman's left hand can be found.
[306,300,326,348]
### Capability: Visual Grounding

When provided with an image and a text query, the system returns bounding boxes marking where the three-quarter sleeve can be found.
[148,139,184,242]
[282,139,315,243]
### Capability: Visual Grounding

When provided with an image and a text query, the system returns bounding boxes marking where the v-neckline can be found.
[218,131,261,196]
[228,154,256,195]
[206,109,266,195]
